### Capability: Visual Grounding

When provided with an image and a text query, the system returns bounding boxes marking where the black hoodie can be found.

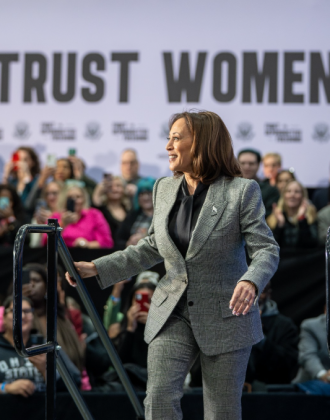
[0,333,81,391]
[0,333,45,391]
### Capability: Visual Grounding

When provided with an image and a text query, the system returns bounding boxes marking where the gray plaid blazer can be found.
[93,175,280,355]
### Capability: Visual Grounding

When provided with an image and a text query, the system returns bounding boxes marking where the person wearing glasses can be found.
[0,295,80,398]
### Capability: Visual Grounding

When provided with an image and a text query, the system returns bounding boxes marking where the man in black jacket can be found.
[245,283,299,385]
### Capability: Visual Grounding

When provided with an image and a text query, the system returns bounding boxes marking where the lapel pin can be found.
[212,206,217,215]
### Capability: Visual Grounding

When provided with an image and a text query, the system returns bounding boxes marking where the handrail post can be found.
[326,227,330,355]
[46,219,59,419]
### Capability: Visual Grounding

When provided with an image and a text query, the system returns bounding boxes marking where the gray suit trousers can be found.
[144,295,251,420]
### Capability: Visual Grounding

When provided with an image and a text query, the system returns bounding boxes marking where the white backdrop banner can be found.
[0,0,329,186]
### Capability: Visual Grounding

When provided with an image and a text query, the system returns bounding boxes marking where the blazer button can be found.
[188,301,194,307]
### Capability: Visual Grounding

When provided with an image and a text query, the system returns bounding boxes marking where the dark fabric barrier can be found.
[0,245,325,325]
[1,392,330,420]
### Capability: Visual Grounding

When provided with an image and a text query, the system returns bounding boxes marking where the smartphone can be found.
[135,291,150,313]
[0,197,10,210]
[35,198,47,213]
[22,270,30,285]
[46,154,57,168]
[68,148,76,157]
[103,173,112,180]
[66,197,75,212]
[12,151,20,171]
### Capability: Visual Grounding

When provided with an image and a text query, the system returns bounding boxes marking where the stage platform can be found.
[1,390,330,420]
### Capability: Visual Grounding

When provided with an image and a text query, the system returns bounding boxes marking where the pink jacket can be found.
[44,208,114,248]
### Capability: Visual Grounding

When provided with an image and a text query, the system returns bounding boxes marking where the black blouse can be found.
[168,178,209,257]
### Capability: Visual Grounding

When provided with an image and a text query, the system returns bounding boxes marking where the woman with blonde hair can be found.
[267,180,318,249]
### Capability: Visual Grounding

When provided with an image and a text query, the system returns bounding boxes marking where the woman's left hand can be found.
[229,281,256,316]
[297,198,309,220]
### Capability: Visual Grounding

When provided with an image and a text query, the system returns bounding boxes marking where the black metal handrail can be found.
[326,226,330,355]
[13,219,145,420]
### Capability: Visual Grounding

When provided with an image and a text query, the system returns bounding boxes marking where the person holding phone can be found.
[2,147,41,217]
[44,185,113,249]
[66,111,279,420]
[111,282,156,370]
[0,184,27,247]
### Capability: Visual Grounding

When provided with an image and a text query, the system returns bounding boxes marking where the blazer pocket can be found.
[151,287,169,307]
[219,289,259,318]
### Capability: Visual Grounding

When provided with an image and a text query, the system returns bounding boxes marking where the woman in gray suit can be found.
[66,111,279,420]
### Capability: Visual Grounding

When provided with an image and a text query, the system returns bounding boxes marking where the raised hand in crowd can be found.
[35,207,52,224]
[297,198,309,220]
[125,183,138,198]
[271,203,286,228]
[37,165,56,189]
[126,302,150,332]
[68,156,84,180]
[112,279,130,301]
[3,379,36,398]
[1,160,14,184]
[92,176,113,207]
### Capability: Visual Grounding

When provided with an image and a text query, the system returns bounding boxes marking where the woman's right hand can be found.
[272,203,285,228]
[36,208,52,224]
[38,166,56,188]
[65,261,98,287]
[61,211,78,228]
[126,303,142,332]
[5,380,35,398]
[2,160,14,183]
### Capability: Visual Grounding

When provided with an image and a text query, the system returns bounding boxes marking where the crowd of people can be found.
[0,145,329,397]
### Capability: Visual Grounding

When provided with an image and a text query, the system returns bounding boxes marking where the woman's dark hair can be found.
[237,148,262,164]
[18,146,41,177]
[3,295,33,311]
[275,169,296,184]
[23,263,66,320]
[0,184,25,220]
[169,111,242,184]
[57,158,74,180]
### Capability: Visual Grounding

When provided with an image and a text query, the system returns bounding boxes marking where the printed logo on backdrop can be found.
[159,123,169,140]
[84,122,102,140]
[265,124,302,142]
[312,123,330,142]
[236,123,254,141]
[14,122,30,139]
[113,123,148,141]
[41,123,76,140]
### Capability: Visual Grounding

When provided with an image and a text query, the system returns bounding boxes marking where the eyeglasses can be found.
[5,308,34,316]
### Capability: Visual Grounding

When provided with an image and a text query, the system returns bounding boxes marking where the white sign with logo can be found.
[0,0,329,187]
